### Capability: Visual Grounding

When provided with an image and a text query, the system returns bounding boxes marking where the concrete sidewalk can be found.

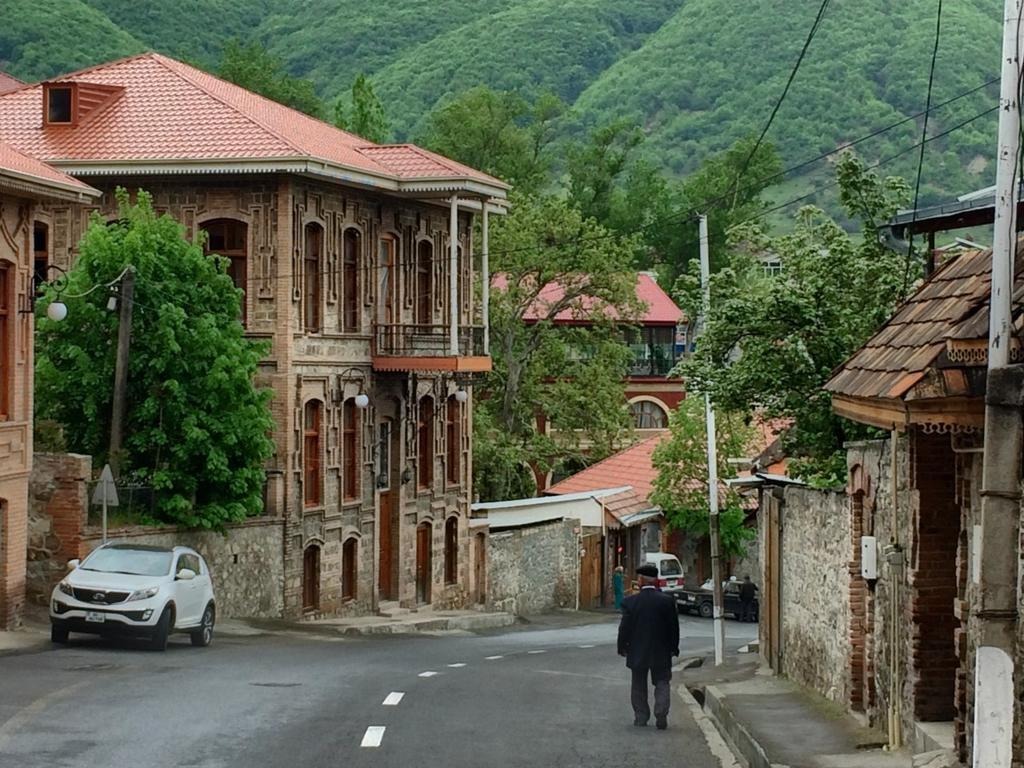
[683,657,927,768]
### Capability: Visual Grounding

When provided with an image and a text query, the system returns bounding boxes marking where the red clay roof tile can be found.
[0,139,97,195]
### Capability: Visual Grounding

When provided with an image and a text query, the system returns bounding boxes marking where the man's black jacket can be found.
[617,587,680,670]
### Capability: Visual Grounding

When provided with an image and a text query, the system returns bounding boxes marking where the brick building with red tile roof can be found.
[0,141,98,629]
[0,52,509,619]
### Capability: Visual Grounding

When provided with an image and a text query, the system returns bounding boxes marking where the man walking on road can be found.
[617,563,680,730]
[739,575,758,622]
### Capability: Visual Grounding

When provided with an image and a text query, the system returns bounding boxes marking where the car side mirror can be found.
[67,559,80,570]
[176,568,196,581]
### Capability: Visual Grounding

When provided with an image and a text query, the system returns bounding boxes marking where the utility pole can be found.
[972,2,1023,765]
[698,214,726,667]
[108,268,135,476]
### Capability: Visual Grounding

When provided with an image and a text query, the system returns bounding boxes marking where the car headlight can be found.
[58,580,74,597]
[127,586,160,602]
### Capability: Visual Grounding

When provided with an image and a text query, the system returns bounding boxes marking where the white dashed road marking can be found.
[485,655,504,660]
[447,663,466,668]
[382,692,405,706]
[528,650,547,655]
[418,671,439,678]
[361,726,386,748]
[578,644,596,649]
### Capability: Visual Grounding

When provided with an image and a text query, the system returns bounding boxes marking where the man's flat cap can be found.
[636,564,658,578]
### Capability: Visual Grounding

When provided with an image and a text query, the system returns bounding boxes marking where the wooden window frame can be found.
[343,228,360,333]
[444,517,458,585]
[201,219,248,326]
[303,400,322,507]
[304,223,323,333]
[418,396,434,490]
[416,240,432,326]
[446,396,461,486]
[44,84,76,125]
[343,398,360,501]
[342,537,358,601]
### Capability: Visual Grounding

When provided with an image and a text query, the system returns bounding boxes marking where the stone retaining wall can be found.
[488,519,578,616]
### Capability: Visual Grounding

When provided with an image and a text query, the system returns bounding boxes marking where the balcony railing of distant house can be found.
[371,323,491,373]
[628,343,679,377]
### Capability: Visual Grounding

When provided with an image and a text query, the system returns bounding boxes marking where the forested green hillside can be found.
[0,0,1005,204]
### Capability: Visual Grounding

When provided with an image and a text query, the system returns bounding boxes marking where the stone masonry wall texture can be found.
[779,485,852,706]
[488,520,578,616]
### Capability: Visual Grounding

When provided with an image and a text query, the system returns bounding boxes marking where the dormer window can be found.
[45,85,74,124]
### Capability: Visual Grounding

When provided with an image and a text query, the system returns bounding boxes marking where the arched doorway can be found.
[474,532,487,605]
[302,544,320,612]
[416,523,432,605]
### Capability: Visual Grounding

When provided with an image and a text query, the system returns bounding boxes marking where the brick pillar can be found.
[848,491,866,711]
[909,430,960,722]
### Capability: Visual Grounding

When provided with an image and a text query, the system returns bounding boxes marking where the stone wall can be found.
[778,485,852,705]
[488,520,579,616]
[79,520,285,619]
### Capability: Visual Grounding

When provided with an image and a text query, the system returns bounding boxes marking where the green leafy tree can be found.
[421,87,564,193]
[36,190,275,528]
[651,397,755,556]
[565,118,644,225]
[474,194,643,500]
[333,74,391,143]
[218,39,324,118]
[680,154,911,485]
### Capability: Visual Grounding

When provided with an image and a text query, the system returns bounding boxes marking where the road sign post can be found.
[90,464,120,544]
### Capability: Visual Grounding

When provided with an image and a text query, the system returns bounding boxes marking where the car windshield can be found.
[659,559,683,576]
[81,548,173,577]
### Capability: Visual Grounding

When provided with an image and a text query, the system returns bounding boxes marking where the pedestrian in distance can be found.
[617,563,680,730]
[613,565,625,611]
[739,575,758,622]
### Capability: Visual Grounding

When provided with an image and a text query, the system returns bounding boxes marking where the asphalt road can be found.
[0,613,756,768]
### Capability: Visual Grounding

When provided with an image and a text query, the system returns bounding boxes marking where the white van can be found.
[644,552,684,589]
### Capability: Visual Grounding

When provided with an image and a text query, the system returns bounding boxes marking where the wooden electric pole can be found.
[108,268,135,476]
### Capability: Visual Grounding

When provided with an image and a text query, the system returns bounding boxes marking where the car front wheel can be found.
[191,604,215,648]
[150,606,172,651]
[698,601,713,619]
[51,622,69,644]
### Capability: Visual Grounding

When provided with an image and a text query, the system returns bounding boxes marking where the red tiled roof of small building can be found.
[546,434,667,507]
[493,271,684,325]
[0,53,506,189]
[0,71,23,95]
[0,139,98,195]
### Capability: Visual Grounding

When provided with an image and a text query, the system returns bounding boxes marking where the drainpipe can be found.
[449,196,460,355]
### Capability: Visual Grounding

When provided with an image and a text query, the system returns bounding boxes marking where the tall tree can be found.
[218,39,324,118]
[565,118,644,225]
[421,87,564,193]
[679,153,911,485]
[36,190,276,528]
[333,74,391,143]
[475,194,643,500]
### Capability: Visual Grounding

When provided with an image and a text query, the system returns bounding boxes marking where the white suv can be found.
[50,543,216,651]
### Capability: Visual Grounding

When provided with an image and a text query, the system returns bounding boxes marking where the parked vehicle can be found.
[49,543,216,650]
[643,552,685,589]
[668,578,759,621]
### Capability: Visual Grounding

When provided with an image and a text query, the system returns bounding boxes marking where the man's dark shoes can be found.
[655,716,667,730]
[633,717,648,727]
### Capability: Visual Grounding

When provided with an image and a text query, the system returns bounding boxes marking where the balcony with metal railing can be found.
[627,343,680,378]
[371,323,491,373]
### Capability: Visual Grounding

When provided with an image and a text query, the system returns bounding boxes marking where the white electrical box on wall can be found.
[861,536,878,580]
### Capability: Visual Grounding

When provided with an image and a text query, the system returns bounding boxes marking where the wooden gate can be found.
[302,544,320,612]
[379,490,394,600]
[763,491,783,672]
[416,523,432,605]
[580,533,602,609]
[474,532,487,604]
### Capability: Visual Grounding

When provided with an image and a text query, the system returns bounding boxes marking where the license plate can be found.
[667,579,678,588]
[85,611,105,623]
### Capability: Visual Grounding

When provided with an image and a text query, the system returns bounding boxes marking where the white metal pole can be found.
[699,214,726,666]
[972,2,1023,765]
[102,494,108,545]
[449,196,460,355]
[482,203,490,356]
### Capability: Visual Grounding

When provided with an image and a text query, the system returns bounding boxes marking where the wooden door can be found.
[580,533,602,608]
[474,532,487,604]
[379,490,394,600]
[416,524,432,604]
[764,492,782,672]
[302,545,320,612]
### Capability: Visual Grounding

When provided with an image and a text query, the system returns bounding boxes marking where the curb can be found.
[703,685,790,768]
[678,683,743,768]
[338,612,517,636]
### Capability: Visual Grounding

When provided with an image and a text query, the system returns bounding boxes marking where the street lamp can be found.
[23,264,69,322]
[334,367,370,409]
[454,386,469,403]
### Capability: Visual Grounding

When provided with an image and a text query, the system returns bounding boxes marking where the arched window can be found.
[378,235,397,325]
[444,517,458,585]
[631,400,668,429]
[33,222,49,295]
[302,544,320,611]
[0,264,9,420]
[343,398,360,501]
[416,240,432,325]
[303,400,322,507]
[418,395,434,489]
[304,223,323,333]
[343,229,360,332]
[201,219,247,325]
[446,395,461,486]
[342,537,358,601]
